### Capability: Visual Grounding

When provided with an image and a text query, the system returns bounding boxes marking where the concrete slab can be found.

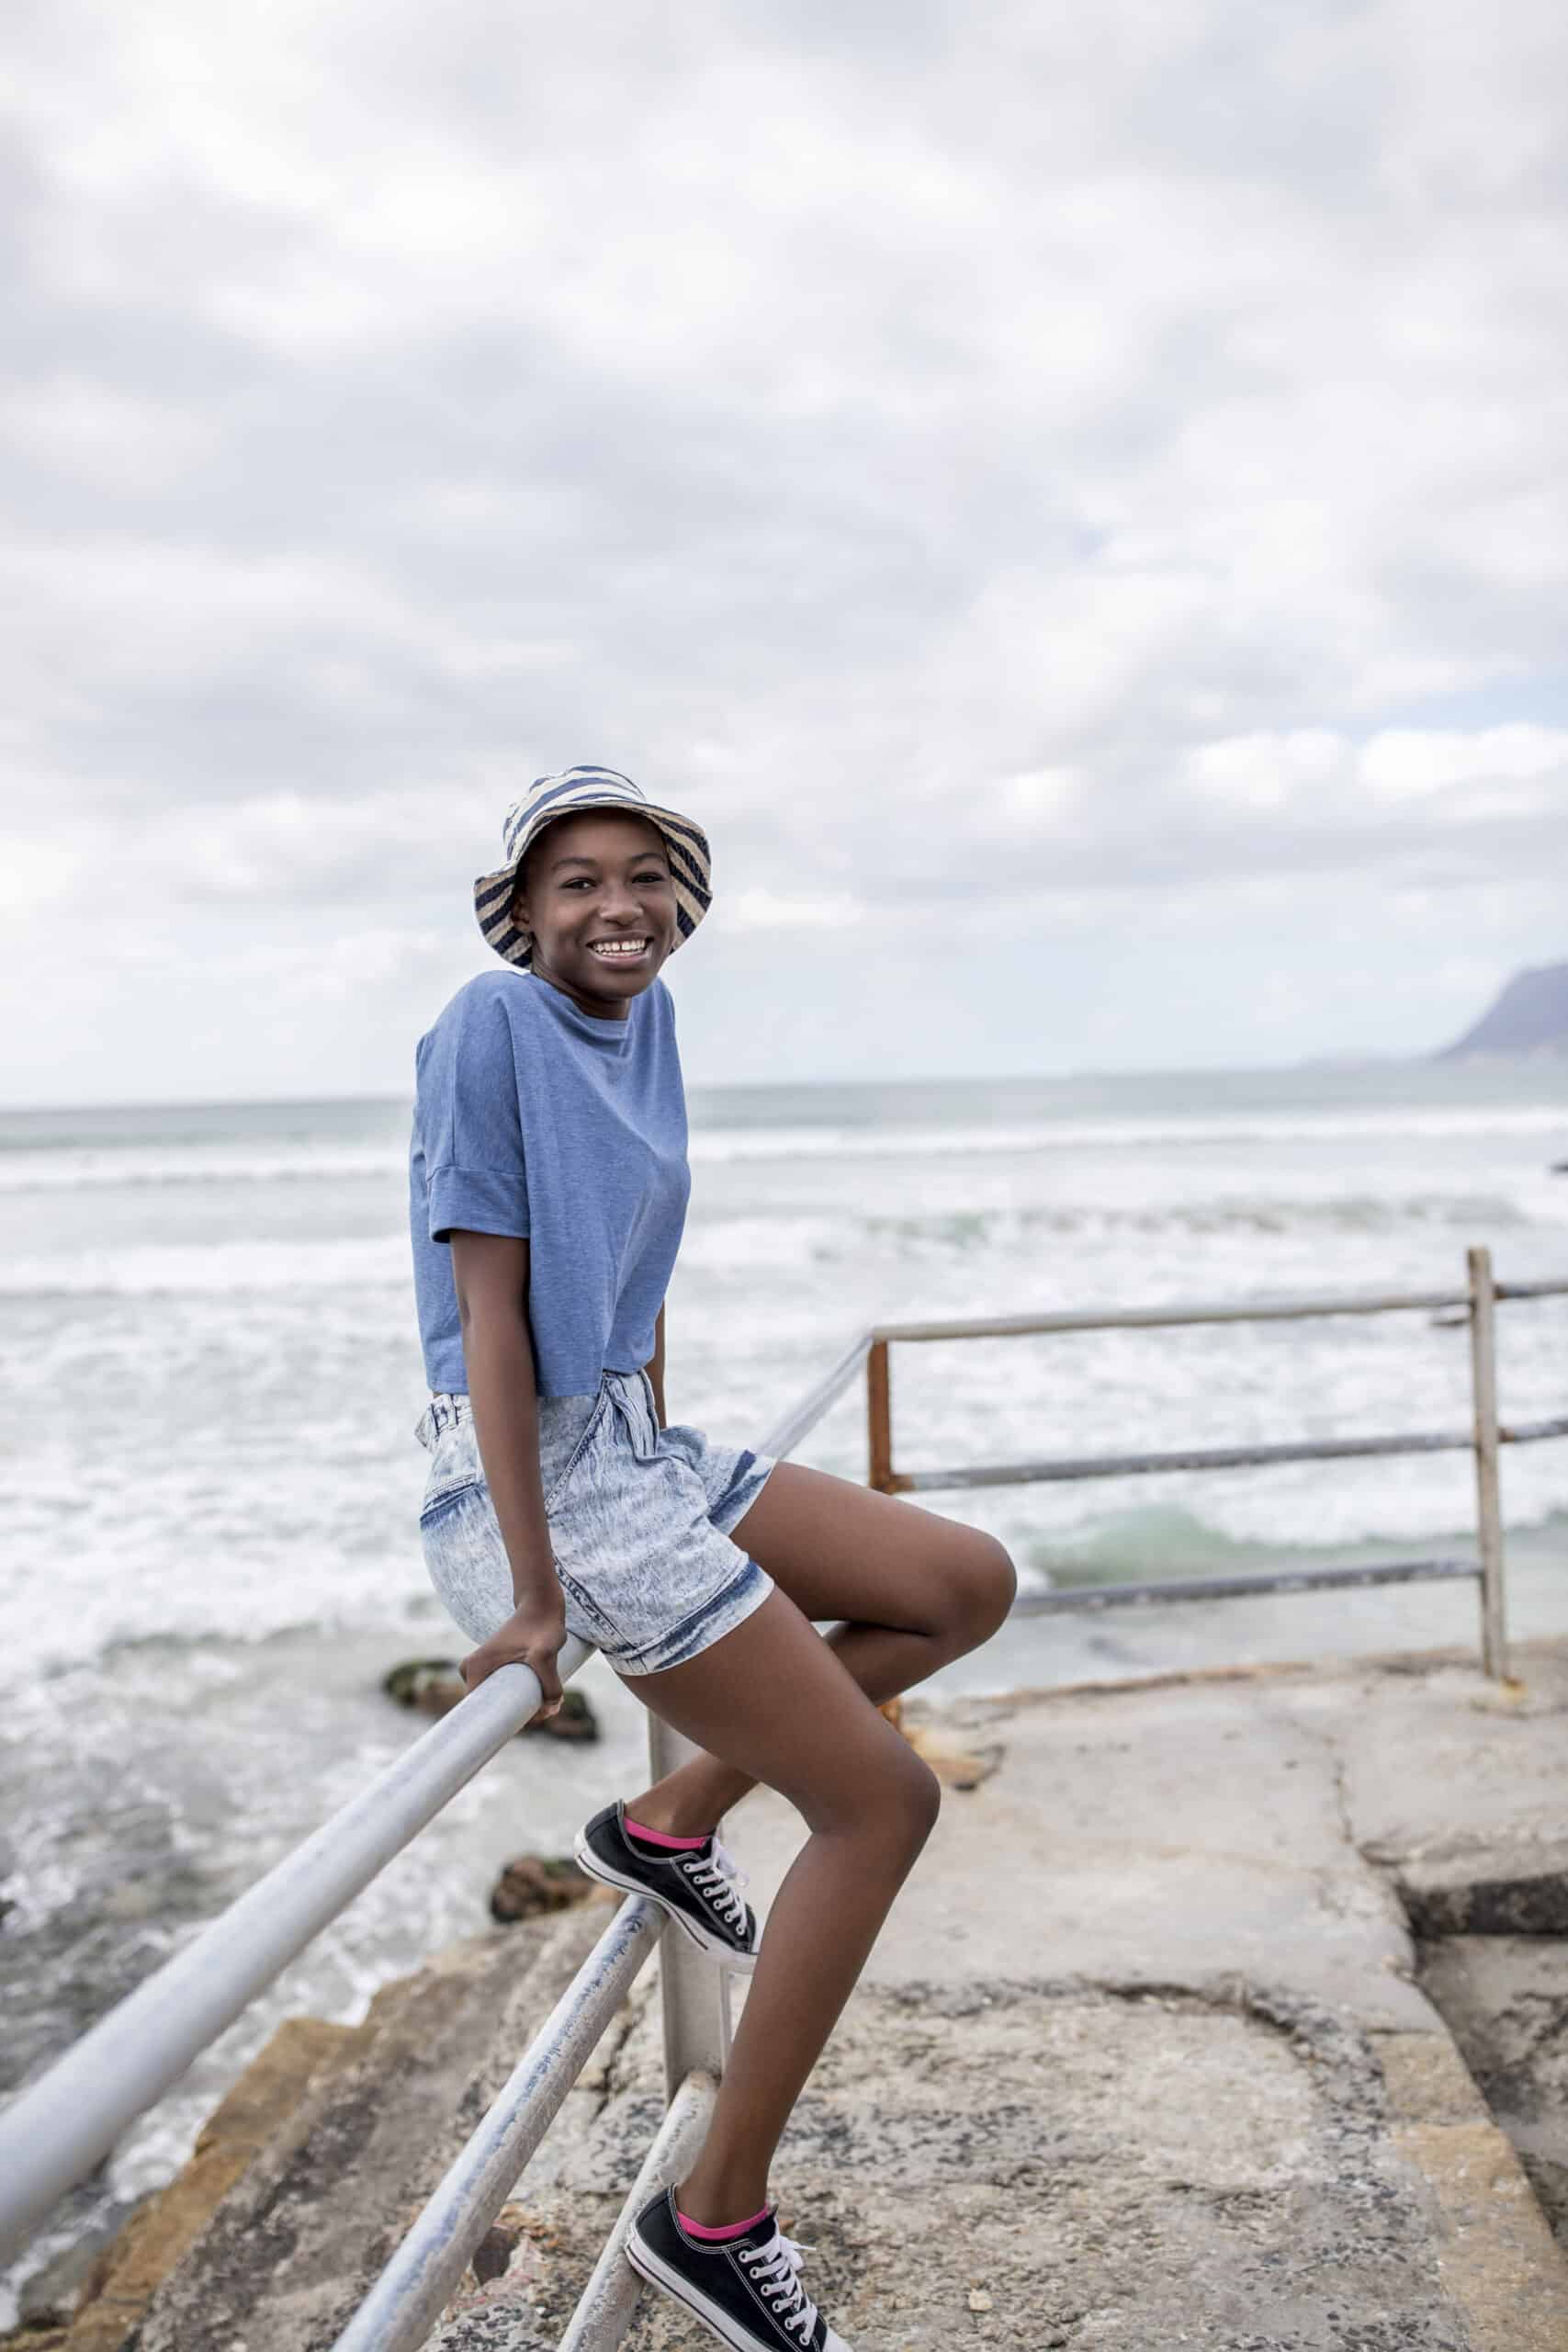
[1332,1648,1568,1880]
[433,1642,1568,2350]
[729,1663,1431,2030]
[442,1965,1534,2349]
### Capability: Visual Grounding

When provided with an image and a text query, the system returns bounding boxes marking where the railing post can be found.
[645,1714,732,2100]
[867,1338,893,1492]
[1466,1245,1510,1682]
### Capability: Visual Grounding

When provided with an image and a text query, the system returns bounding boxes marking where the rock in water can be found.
[381,1662,599,1740]
[524,1688,600,1740]
[382,1658,467,1716]
[489,1855,595,1924]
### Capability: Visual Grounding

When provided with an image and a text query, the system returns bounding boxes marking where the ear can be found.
[509,874,531,935]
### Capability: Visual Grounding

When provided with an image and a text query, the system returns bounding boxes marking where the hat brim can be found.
[473,795,712,970]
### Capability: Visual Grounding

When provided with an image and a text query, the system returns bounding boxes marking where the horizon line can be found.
[0,1049,1475,1122]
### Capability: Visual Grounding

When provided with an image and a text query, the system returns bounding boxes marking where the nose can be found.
[599,876,646,924]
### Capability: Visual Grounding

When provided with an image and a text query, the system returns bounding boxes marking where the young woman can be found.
[411,766,1016,2352]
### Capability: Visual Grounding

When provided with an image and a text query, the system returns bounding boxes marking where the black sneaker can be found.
[627,2188,851,2350]
[573,1801,760,1972]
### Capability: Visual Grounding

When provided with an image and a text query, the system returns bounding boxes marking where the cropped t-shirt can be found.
[408,967,691,1397]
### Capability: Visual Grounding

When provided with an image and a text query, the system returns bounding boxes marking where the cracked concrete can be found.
[433,1640,1568,2349]
[35,1641,1568,2351]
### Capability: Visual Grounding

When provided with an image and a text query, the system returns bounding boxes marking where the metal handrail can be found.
[1011,1555,1482,1614]
[0,1360,855,2309]
[3,1250,1562,2346]
[0,1328,857,2332]
[332,1895,666,2351]
[0,1638,592,2261]
[893,1413,1568,1492]
[863,1272,1567,1341]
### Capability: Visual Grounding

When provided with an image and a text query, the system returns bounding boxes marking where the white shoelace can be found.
[681,1838,750,1933]
[742,2228,818,2342]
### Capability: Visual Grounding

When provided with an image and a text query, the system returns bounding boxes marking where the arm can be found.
[448,1229,565,1714]
[649,1300,667,1430]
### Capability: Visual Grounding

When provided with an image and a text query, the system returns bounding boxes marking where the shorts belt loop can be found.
[416,1393,473,1449]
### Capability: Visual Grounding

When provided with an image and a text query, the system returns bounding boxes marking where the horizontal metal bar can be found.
[872,1276,1568,1345]
[895,1426,1483,1490]
[558,2069,718,2350]
[896,1411,1568,1494]
[1011,1556,1481,1614]
[757,1329,873,1461]
[333,1896,664,2352]
[0,1641,592,2264]
[1500,1414,1568,1445]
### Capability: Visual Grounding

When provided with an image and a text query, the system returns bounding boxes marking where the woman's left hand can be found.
[460,1590,568,1722]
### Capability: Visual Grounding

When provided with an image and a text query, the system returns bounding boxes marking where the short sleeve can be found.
[417,984,529,1245]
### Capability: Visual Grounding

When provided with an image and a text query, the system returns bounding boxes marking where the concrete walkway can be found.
[50,1641,1568,2351]
[437,1640,1568,2350]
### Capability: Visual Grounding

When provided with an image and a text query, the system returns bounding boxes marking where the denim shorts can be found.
[413,1368,777,1675]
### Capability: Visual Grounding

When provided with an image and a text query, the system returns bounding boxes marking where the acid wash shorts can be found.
[413,1367,777,1675]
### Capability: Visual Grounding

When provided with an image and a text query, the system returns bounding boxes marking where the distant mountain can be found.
[1438,961,1568,1059]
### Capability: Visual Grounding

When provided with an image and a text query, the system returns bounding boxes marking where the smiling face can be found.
[511,809,679,1020]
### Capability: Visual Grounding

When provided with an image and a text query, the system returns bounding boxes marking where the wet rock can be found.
[488,1856,596,1926]
[381,1663,599,1741]
[522,1689,600,1742]
[382,1658,468,1717]
[118,1911,611,2352]
[51,2015,361,2352]
[17,2213,131,2327]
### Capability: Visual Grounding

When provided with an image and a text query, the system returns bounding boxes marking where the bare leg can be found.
[625,1585,945,2224]
[623,1462,1015,1837]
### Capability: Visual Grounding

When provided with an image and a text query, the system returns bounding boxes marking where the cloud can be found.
[1,0,1566,1093]
[1178,723,1568,863]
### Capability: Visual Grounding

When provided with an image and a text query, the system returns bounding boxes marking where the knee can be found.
[888,1747,942,1854]
[862,1740,942,1857]
[947,1532,1017,1652]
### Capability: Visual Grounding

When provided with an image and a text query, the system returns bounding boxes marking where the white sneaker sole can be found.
[572,1835,758,1975]
[626,2228,852,2351]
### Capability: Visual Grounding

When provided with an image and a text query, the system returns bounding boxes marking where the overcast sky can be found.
[4,0,1566,1105]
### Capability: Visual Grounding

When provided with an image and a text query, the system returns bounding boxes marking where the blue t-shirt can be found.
[408,968,691,1397]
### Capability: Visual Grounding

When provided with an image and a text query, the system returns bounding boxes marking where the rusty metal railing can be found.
[856,1247,1567,1683]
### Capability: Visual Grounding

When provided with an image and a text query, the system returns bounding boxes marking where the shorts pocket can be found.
[540,1387,614,1513]
[419,1477,485,1532]
[418,1479,514,1646]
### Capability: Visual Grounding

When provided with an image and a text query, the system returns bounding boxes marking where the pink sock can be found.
[624,1814,708,1851]
[678,2204,772,2241]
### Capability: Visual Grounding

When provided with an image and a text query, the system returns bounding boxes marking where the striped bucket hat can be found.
[473,765,713,970]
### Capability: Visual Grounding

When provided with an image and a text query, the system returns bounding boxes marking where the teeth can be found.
[591,940,649,957]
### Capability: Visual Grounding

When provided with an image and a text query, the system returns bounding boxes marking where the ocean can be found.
[2,1055,1565,2316]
